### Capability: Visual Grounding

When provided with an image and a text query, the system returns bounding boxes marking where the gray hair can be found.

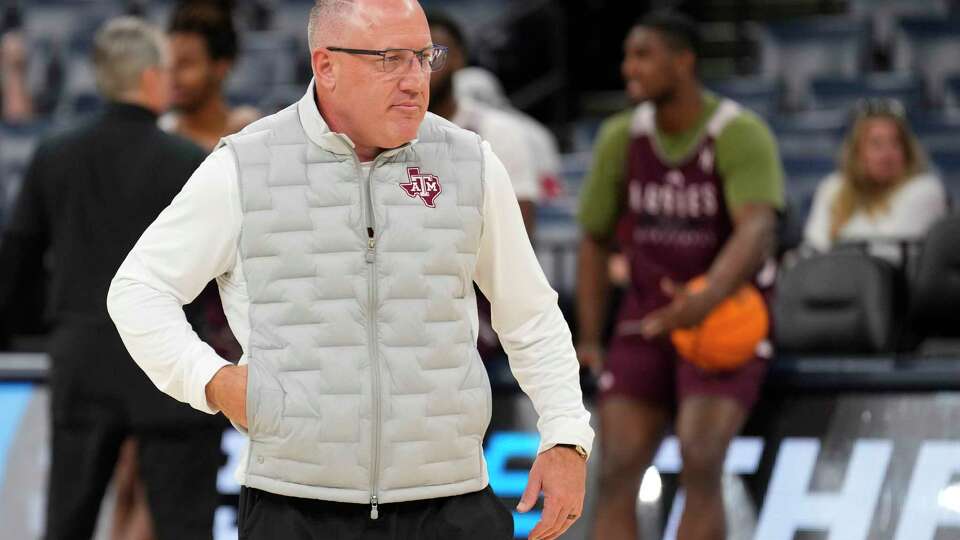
[93,17,167,101]
[307,0,357,50]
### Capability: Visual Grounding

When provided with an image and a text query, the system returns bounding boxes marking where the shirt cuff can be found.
[186,351,233,415]
[538,417,596,460]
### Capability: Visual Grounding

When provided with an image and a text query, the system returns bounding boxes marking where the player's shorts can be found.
[598,329,768,412]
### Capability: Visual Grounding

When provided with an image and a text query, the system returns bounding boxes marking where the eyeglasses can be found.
[326,45,448,73]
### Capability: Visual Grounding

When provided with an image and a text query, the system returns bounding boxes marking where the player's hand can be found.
[639,277,716,339]
[516,445,587,540]
[205,364,248,429]
[576,342,604,373]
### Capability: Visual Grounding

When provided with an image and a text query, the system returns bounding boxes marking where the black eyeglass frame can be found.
[325,45,449,72]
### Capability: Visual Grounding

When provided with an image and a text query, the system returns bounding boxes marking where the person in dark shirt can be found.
[0,17,223,540]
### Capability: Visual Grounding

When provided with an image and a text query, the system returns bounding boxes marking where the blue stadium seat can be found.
[751,17,867,110]
[946,75,960,111]
[930,151,960,178]
[706,77,781,118]
[850,0,950,52]
[810,74,923,112]
[227,31,301,107]
[782,157,836,183]
[893,16,960,106]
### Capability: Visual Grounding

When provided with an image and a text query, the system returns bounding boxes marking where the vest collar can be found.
[297,79,417,160]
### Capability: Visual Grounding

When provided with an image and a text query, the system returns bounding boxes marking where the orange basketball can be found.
[670,276,769,372]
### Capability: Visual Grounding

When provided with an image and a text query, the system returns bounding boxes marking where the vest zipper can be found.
[362,159,382,520]
[339,134,404,520]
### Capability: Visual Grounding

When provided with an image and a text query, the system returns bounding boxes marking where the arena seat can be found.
[774,252,898,354]
[751,17,867,109]
[908,215,960,347]
[809,73,923,112]
[893,16,960,106]
[705,77,781,118]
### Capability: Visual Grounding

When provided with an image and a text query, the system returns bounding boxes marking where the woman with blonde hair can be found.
[803,99,947,256]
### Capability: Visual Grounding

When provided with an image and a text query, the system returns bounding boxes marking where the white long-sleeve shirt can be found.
[107,85,593,483]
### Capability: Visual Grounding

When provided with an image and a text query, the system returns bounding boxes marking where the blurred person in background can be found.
[576,12,784,540]
[427,12,541,366]
[1,23,33,123]
[455,66,566,204]
[162,0,259,153]
[0,17,223,540]
[426,11,539,236]
[163,0,257,362]
[112,3,262,536]
[803,99,946,259]
[108,0,593,538]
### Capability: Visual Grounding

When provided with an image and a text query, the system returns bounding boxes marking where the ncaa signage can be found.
[485,433,960,540]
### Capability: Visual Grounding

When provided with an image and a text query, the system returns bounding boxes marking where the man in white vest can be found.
[107,1,593,539]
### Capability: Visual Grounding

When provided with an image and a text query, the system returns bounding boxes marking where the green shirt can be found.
[577,92,785,240]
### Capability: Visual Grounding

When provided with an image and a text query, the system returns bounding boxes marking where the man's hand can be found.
[516,445,587,540]
[205,364,248,429]
[639,277,717,340]
[576,342,604,374]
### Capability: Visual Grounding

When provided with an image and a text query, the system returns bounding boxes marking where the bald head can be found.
[308,0,431,161]
[307,0,425,50]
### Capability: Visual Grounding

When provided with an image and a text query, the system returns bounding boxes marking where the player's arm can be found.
[701,202,777,304]
[640,112,784,338]
[576,236,612,368]
[575,112,631,367]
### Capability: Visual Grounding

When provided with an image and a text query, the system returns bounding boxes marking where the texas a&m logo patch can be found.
[399,167,442,208]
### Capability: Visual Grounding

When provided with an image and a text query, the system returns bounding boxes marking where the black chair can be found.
[774,252,898,354]
[908,215,960,346]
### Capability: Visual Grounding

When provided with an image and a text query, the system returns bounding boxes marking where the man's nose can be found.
[398,60,427,90]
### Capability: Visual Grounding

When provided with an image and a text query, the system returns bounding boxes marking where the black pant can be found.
[44,403,224,540]
[238,486,515,540]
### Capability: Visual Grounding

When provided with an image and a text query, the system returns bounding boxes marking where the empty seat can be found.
[908,215,960,353]
[751,18,867,109]
[930,151,960,178]
[810,74,923,112]
[706,77,781,118]
[782,156,836,182]
[894,16,960,106]
[227,31,300,105]
[774,252,898,354]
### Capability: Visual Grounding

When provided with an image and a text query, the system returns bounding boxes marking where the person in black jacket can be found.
[0,17,224,540]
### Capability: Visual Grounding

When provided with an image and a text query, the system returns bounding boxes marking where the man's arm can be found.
[474,142,593,455]
[574,110,631,366]
[639,203,777,337]
[473,142,592,539]
[107,147,241,417]
[575,235,611,370]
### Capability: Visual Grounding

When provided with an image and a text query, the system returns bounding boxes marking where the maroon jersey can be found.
[615,100,747,323]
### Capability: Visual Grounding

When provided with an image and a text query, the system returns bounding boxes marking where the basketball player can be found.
[576,12,784,540]
[162,1,259,153]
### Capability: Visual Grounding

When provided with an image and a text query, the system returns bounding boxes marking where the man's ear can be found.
[313,47,336,90]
